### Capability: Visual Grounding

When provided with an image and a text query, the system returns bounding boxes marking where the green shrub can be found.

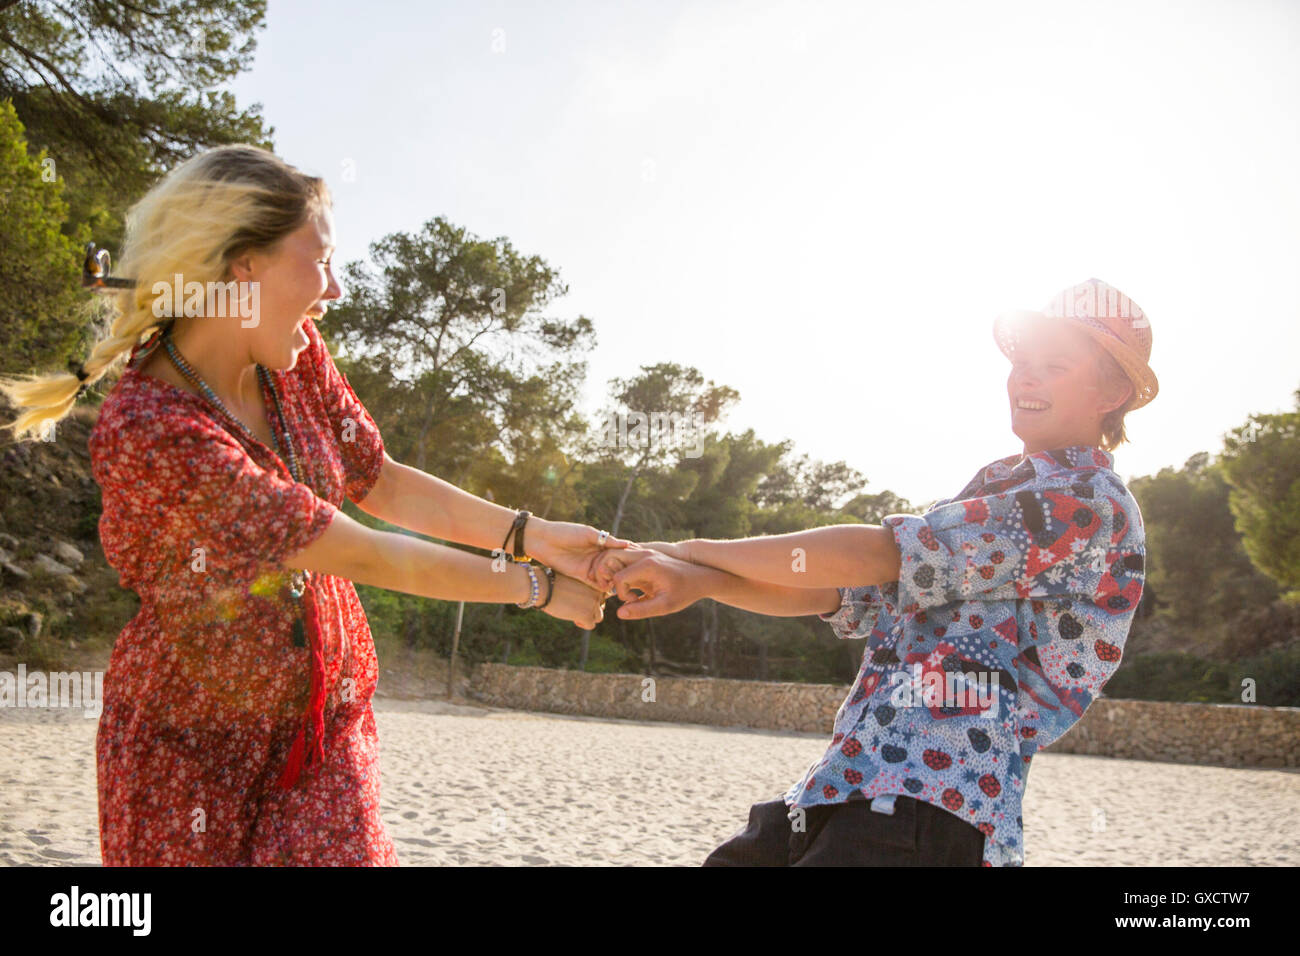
[1230,641,1300,707]
[1105,651,1234,703]
[0,99,94,376]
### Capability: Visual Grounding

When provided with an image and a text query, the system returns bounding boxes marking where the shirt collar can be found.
[999,444,1113,476]
[954,445,1114,501]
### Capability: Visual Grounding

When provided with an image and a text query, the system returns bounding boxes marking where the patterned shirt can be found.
[783,445,1145,866]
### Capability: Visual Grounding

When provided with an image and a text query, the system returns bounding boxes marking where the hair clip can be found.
[82,242,136,292]
[66,359,91,398]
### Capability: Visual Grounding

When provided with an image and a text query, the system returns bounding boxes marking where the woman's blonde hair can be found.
[1,144,331,441]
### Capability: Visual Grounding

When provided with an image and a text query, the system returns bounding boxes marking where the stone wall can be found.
[468,663,1300,769]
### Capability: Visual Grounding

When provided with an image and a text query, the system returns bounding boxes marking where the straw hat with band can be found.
[993,277,1159,411]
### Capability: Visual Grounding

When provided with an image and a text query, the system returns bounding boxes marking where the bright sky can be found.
[228,0,1300,507]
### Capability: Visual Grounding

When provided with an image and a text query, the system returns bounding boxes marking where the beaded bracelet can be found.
[516,563,541,608]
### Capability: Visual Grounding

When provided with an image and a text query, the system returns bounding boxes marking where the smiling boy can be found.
[596,277,1158,866]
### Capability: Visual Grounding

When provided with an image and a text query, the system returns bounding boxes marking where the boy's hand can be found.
[592,544,657,592]
[611,551,715,620]
[592,540,691,592]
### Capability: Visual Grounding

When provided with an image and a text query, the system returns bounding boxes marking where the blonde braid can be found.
[0,288,167,441]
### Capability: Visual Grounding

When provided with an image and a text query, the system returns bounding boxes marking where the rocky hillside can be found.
[0,393,136,669]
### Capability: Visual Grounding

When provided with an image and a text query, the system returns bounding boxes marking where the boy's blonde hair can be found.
[1,144,331,442]
[1087,337,1137,453]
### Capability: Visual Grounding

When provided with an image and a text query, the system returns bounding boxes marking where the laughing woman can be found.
[0,144,612,865]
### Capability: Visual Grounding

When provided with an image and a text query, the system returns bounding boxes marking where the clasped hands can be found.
[522,518,707,627]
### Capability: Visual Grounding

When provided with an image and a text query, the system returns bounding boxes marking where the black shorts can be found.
[702,794,986,866]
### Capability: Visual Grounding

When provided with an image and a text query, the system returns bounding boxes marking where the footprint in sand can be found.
[41,849,81,860]
[397,837,438,848]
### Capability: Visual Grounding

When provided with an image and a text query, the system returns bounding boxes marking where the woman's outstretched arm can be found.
[354,454,623,584]
[283,507,606,629]
[356,454,527,550]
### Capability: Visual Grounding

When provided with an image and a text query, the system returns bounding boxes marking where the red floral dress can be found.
[88,319,399,865]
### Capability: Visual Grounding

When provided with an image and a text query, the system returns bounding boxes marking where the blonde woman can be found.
[1,144,613,865]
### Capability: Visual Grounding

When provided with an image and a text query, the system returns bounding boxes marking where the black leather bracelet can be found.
[501,509,529,562]
[512,510,532,562]
[535,566,556,610]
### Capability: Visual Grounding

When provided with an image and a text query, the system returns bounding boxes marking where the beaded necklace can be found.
[160,331,310,647]
[149,327,328,790]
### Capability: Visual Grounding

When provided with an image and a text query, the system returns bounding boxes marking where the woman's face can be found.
[1006,320,1130,453]
[229,205,342,371]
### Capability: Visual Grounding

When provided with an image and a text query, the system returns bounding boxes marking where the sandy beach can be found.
[1,696,1296,866]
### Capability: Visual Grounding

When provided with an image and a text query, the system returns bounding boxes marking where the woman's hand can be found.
[525,517,630,586]
[539,571,608,630]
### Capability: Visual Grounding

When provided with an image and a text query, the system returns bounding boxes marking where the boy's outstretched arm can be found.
[628,526,902,591]
[609,550,842,620]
